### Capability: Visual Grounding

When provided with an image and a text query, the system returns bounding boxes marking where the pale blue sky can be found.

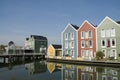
[0,0,120,46]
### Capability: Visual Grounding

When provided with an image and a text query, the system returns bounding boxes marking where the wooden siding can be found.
[78,21,96,58]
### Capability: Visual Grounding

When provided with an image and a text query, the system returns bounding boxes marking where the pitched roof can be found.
[52,44,62,49]
[31,35,47,40]
[71,24,79,30]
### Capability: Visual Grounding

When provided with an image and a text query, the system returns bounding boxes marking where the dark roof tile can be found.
[31,35,47,40]
[52,44,62,49]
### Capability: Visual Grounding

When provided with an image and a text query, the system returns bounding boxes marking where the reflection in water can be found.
[25,61,47,74]
[0,61,120,80]
[47,62,120,80]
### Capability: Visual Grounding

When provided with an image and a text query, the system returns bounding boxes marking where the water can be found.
[0,60,120,80]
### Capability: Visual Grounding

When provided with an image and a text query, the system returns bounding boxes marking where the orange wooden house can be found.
[77,20,96,60]
[47,44,62,58]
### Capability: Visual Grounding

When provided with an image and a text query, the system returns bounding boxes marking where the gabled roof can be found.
[97,16,119,28]
[78,20,96,31]
[62,23,79,34]
[71,24,79,30]
[51,44,62,49]
[31,35,47,40]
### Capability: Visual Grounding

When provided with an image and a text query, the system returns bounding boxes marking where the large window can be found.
[85,32,88,38]
[81,40,85,48]
[111,28,115,37]
[102,49,106,58]
[101,29,105,37]
[85,40,89,48]
[81,50,85,57]
[71,32,74,40]
[81,31,85,39]
[71,41,74,48]
[111,39,116,47]
[65,33,68,40]
[89,40,92,48]
[110,49,116,57]
[101,39,106,48]
[65,42,68,48]
[88,31,92,38]
[106,29,110,37]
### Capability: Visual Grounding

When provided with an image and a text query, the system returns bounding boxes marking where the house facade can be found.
[77,21,96,60]
[47,44,62,58]
[25,35,48,54]
[97,16,120,59]
[62,24,79,59]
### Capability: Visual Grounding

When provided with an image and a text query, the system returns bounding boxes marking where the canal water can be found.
[0,60,119,80]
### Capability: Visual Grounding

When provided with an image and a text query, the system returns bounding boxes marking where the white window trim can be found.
[110,49,116,58]
[111,38,116,48]
[65,33,68,40]
[89,40,93,48]
[101,29,105,38]
[102,49,106,58]
[88,30,92,38]
[65,42,68,49]
[85,31,88,39]
[81,31,85,39]
[111,28,115,37]
[71,32,74,40]
[101,39,106,48]
[81,40,85,48]
[71,41,74,48]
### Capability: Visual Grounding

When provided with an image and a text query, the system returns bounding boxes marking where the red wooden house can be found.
[77,20,96,60]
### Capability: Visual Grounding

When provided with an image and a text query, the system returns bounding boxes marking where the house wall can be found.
[47,45,55,57]
[97,17,120,59]
[78,21,96,59]
[62,24,77,59]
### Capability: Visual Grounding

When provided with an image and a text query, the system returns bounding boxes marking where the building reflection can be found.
[25,60,47,74]
[60,63,120,80]
[47,62,62,73]
[62,64,77,80]
[97,67,120,80]
[77,66,97,80]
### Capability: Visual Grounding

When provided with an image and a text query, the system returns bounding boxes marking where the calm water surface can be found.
[0,60,120,80]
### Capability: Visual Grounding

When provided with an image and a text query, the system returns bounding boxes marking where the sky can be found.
[0,0,120,46]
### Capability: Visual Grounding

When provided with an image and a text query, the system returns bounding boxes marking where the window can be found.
[81,40,85,48]
[86,50,89,57]
[110,49,116,57]
[81,50,85,57]
[107,39,110,47]
[85,32,88,38]
[111,28,115,37]
[101,29,105,37]
[101,40,106,48]
[71,50,74,57]
[65,42,68,48]
[106,29,110,37]
[71,41,74,48]
[85,40,89,48]
[89,40,92,48]
[111,39,116,47]
[88,31,92,38]
[102,49,106,58]
[71,32,74,40]
[81,31,85,39]
[89,50,93,57]
[65,33,68,40]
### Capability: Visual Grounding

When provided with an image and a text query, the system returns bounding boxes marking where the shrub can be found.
[96,51,104,60]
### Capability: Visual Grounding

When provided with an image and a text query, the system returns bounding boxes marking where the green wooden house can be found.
[25,35,48,54]
[97,16,120,59]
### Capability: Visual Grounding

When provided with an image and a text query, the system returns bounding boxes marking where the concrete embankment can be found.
[47,58,120,67]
